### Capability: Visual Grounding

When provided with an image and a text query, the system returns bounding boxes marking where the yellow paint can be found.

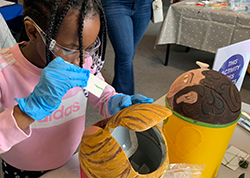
[163,112,239,178]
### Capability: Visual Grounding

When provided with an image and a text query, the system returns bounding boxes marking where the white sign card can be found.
[65,61,107,98]
[212,39,250,91]
[86,73,107,98]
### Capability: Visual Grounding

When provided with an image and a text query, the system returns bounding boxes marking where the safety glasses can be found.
[24,16,101,63]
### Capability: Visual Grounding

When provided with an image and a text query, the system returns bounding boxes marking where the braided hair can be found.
[22,0,107,67]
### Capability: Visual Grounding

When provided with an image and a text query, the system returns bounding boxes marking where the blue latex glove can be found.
[14,57,90,121]
[108,94,154,116]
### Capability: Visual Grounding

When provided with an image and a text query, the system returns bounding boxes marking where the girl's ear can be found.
[24,21,38,42]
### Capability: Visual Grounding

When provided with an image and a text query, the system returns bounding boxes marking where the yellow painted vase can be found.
[79,103,172,178]
[163,69,241,178]
[163,99,241,178]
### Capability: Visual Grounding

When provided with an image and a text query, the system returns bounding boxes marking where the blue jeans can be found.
[101,0,153,95]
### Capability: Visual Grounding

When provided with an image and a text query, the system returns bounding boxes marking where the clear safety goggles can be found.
[24,16,101,63]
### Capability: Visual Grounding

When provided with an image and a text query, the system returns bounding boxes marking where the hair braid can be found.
[23,0,51,29]
[78,11,84,68]
[53,0,75,39]
[46,0,61,64]
[92,0,106,63]
[78,0,90,67]
[98,3,107,62]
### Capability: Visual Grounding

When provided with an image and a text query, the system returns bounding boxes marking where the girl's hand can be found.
[108,94,154,116]
[15,57,90,121]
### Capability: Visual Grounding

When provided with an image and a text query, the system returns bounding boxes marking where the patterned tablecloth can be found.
[155,0,250,53]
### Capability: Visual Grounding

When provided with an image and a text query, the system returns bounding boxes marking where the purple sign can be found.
[219,54,244,84]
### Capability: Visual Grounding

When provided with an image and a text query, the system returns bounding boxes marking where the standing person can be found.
[0,0,153,177]
[101,0,153,95]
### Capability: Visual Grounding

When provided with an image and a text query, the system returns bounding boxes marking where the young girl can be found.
[0,0,153,177]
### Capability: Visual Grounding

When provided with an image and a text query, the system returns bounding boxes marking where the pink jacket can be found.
[0,43,116,171]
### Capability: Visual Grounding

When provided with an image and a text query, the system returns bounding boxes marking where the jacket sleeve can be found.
[0,51,31,154]
[0,105,31,154]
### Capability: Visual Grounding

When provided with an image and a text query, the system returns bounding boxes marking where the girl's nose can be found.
[71,57,85,66]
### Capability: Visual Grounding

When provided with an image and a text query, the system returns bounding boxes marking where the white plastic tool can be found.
[196,61,209,69]
[86,73,107,98]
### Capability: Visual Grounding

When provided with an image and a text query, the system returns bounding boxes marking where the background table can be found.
[41,96,250,178]
[155,1,250,65]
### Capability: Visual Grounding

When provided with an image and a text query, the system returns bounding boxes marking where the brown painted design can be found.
[105,103,172,132]
[167,69,241,124]
[79,103,172,178]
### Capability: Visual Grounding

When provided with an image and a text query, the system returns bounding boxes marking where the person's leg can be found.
[101,0,135,95]
[132,0,153,49]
